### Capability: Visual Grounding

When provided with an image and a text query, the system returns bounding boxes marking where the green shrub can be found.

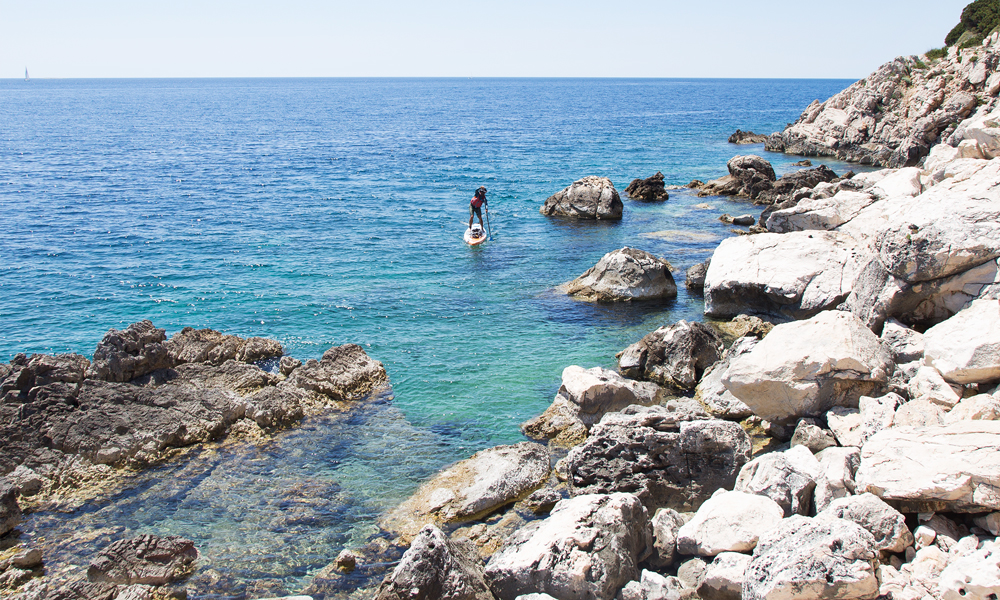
[926,47,948,60]
[946,0,1000,45]
[947,22,967,45]
[913,59,928,69]
[961,36,983,49]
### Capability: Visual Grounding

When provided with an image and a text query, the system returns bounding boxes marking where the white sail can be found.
[25,68,29,81]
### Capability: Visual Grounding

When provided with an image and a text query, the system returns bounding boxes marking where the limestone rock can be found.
[617,570,685,600]
[734,445,821,517]
[723,311,894,421]
[381,442,549,543]
[562,410,751,512]
[813,446,861,513]
[880,319,925,364]
[945,393,1000,423]
[280,343,387,402]
[617,320,724,391]
[649,508,685,568]
[163,326,282,366]
[540,176,623,220]
[817,492,913,554]
[742,516,879,600]
[938,540,1000,600]
[923,298,1000,385]
[625,172,669,201]
[685,260,709,293]
[521,366,659,446]
[765,53,980,168]
[563,247,677,302]
[907,366,962,408]
[694,337,757,421]
[0,478,21,536]
[728,130,768,144]
[373,524,493,600]
[856,393,902,447]
[484,493,652,600]
[790,418,837,453]
[894,398,946,427]
[87,535,197,586]
[676,490,784,556]
[704,232,859,320]
[764,190,876,233]
[856,421,1000,512]
[87,320,172,382]
[698,552,751,600]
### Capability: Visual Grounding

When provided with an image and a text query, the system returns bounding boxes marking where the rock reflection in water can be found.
[19,389,448,598]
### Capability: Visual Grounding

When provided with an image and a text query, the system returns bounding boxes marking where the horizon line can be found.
[5,75,862,81]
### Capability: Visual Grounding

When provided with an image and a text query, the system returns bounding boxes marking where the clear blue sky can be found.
[2,0,971,78]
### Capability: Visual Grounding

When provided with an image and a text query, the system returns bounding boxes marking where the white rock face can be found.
[907,365,962,408]
[813,446,860,513]
[704,232,859,320]
[894,398,946,427]
[870,167,923,200]
[938,540,1000,600]
[380,442,550,542]
[563,247,677,302]
[698,552,751,600]
[765,191,876,233]
[742,515,879,600]
[827,406,863,447]
[923,297,1000,384]
[856,421,1000,512]
[675,490,784,556]
[857,393,901,446]
[945,393,1000,423]
[816,492,913,553]
[617,570,684,600]
[484,493,652,600]
[734,445,821,517]
[723,311,894,421]
[695,337,756,421]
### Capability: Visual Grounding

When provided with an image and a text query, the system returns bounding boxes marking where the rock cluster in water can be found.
[0,320,387,598]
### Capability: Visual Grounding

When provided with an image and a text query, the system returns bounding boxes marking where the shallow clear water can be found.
[1,78,861,597]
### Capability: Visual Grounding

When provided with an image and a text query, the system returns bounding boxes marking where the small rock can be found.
[789,418,836,453]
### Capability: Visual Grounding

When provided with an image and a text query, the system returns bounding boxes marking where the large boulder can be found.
[697,155,776,200]
[764,190,876,233]
[540,176,623,220]
[87,320,173,382]
[484,493,652,600]
[722,310,894,421]
[521,366,659,446]
[380,442,550,543]
[373,524,493,600]
[742,516,880,600]
[698,552,751,600]
[675,490,784,557]
[561,407,751,512]
[755,165,843,206]
[816,493,913,554]
[734,445,821,517]
[87,535,198,586]
[162,326,283,366]
[813,446,860,513]
[704,232,859,320]
[694,337,757,421]
[625,172,669,201]
[923,297,1000,385]
[856,421,1000,513]
[617,320,724,391]
[563,247,677,302]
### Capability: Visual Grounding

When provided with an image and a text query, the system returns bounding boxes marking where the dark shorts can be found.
[470,204,482,219]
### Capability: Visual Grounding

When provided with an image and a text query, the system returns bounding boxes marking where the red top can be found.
[471,194,485,208]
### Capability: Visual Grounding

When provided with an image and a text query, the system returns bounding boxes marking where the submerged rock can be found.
[87,535,197,586]
[563,247,676,302]
[540,176,623,220]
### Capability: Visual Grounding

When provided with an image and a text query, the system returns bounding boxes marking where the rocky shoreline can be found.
[7,22,1000,600]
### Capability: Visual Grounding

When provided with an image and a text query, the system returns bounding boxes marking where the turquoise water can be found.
[1,78,860,597]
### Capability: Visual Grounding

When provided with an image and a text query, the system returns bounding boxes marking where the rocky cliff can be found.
[767,31,1000,168]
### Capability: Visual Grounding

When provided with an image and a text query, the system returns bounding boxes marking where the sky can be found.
[1,0,973,79]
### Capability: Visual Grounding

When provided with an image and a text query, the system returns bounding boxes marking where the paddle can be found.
[486,208,492,241]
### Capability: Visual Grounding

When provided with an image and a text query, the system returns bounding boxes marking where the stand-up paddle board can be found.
[464,224,487,246]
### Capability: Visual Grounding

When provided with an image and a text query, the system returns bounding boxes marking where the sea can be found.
[0,78,859,597]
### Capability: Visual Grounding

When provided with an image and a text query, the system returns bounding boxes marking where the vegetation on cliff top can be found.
[946,0,1000,47]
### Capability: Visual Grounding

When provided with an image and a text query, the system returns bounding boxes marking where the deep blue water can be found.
[0,78,859,596]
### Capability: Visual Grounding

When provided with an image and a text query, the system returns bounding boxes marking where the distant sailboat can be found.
[25,68,29,81]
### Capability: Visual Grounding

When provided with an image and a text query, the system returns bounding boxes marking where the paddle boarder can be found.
[468,186,488,233]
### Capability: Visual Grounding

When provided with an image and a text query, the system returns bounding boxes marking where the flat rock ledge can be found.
[562,247,677,302]
[0,320,388,500]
